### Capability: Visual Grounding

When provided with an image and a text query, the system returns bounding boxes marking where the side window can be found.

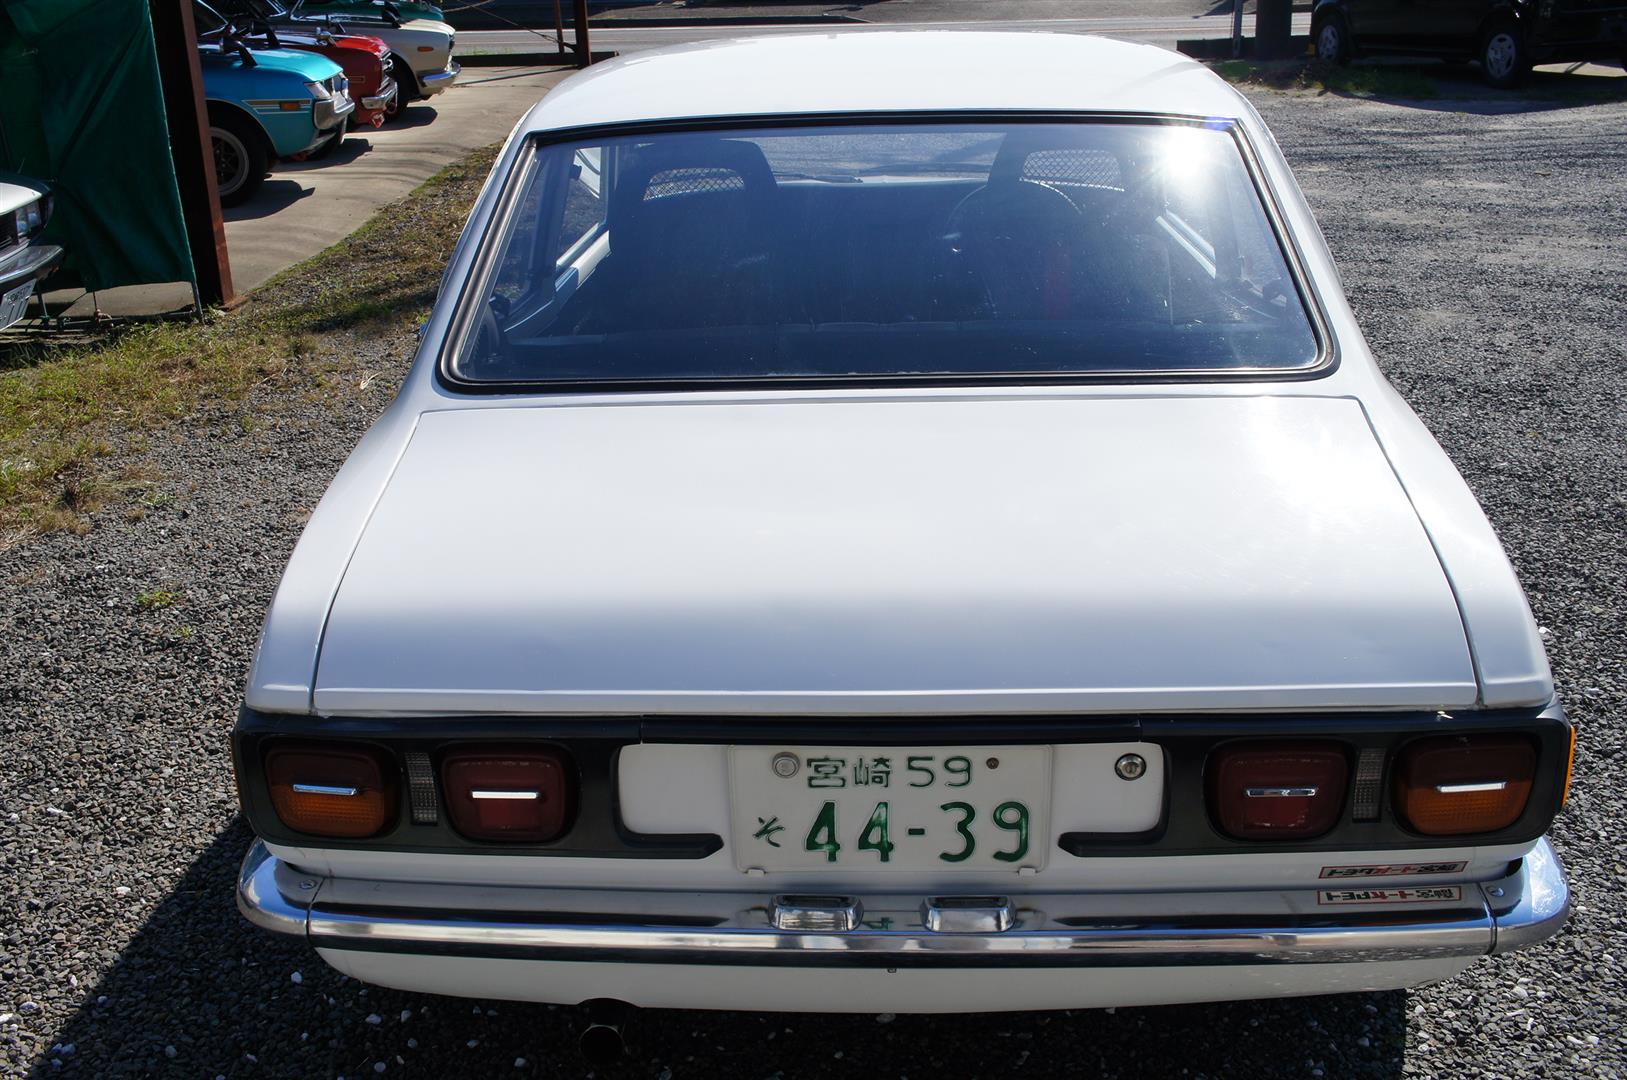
[555,146,606,263]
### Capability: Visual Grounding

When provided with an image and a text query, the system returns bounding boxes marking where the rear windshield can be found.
[447,121,1321,387]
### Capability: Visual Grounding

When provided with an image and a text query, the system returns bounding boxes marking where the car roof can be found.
[520,31,1246,134]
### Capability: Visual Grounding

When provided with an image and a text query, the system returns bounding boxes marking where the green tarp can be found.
[0,0,194,292]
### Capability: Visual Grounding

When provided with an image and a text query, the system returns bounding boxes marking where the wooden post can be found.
[572,0,592,68]
[1231,0,1245,58]
[148,0,234,307]
[1254,0,1295,59]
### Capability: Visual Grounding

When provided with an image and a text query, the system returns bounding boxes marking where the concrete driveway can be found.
[44,65,570,317]
[223,65,571,295]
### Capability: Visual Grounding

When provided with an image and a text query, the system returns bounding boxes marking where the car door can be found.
[1400,0,1493,53]
[1342,0,1413,48]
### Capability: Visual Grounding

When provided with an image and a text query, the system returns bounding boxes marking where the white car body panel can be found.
[245,34,1551,716]
[312,395,1477,715]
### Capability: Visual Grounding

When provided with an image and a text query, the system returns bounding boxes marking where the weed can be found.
[136,588,182,610]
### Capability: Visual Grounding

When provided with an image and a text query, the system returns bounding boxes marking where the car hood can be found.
[312,395,1478,715]
[203,43,342,82]
[0,178,47,216]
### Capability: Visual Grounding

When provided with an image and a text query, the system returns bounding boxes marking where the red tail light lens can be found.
[265,742,397,838]
[442,747,571,843]
[1393,734,1536,836]
[1208,742,1349,841]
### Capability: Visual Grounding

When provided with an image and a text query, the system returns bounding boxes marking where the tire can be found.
[209,110,269,207]
[1315,12,1351,65]
[389,55,420,107]
[1479,23,1529,88]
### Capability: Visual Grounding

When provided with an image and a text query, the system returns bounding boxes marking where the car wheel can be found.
[1479,23,1528,88]
[1315,13,1351,65]
[390,56,420,109]
[210,112,269,207]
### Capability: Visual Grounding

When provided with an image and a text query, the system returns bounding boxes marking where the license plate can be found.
[728,745,1052,872]
[0,281,33,331]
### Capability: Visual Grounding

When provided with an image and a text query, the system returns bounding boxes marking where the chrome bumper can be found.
[361,78,398,112]
[313,91,356,132]
[418,60,459,95]
[238,838,1568,968]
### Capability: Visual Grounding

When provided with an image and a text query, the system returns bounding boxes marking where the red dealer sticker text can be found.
[1318,886,1464,905]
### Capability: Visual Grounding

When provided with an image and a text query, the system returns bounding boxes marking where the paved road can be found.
[459,12,1315,54]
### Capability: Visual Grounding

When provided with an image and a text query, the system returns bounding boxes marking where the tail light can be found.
[1208,742,1348,840]
[441,747,571,843]
[1393,734,1536,836]
[266,742,397,838]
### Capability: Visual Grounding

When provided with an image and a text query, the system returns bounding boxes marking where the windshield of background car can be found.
[447,121,1323,387]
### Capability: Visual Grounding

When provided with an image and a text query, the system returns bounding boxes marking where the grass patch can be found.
[0,144,499,542]
[1214,58,1440,99]
[135,588,182,611]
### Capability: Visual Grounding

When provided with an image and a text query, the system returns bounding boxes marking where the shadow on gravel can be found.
[1336,63,1627,114]
[29,823,1411,1079]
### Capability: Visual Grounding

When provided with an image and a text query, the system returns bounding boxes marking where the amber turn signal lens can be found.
[265,742,398,839]
[1207,742,1349,841]
[1562,725,1576,806]
[1393,734,1536,836]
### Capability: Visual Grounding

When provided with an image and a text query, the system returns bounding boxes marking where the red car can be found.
[197,2,399,129]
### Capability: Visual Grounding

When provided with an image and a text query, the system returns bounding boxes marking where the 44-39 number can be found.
[803,799,1029,864]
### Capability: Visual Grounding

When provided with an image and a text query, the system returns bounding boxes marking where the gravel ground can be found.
[2,77,1625,1079]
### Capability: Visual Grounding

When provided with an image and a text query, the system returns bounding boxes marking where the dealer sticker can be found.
[1319,860,1468,879]
[1318,886,1463,906]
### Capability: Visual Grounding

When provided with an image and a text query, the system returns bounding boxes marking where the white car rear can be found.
[234,31,1571,1019]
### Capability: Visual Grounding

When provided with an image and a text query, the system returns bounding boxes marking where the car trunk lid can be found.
[313,394,1477,715]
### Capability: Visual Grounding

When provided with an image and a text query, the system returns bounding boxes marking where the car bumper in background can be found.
[0,242,63,293]
[238,837,1568,1012]
[0,243,63,330]
[419,60,459,95]
[314,92,358,132]
[361,77,398,114]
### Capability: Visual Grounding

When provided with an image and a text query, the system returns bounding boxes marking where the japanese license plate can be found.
[0,281,33,331]
[728,745,1052,872]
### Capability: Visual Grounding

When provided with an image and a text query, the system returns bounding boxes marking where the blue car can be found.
[195,9,356,205]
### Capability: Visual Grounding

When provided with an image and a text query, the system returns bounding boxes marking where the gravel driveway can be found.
[2,81,1624,1079]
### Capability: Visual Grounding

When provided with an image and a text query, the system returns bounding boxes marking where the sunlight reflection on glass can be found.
[1156,126,1220,191]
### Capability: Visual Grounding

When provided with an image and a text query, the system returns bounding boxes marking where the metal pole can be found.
[148,0,234,307]
[1231,0,1245,58]
[553,0,566,58]
[572,0,592,67]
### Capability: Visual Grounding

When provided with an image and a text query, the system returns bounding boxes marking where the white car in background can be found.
[0,177,61,330]
[235,32,1572,1030]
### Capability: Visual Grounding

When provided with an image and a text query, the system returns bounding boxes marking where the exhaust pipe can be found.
[578,999,633,1065]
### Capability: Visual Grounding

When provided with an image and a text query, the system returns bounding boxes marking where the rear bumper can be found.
[239,836,1567,1001]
